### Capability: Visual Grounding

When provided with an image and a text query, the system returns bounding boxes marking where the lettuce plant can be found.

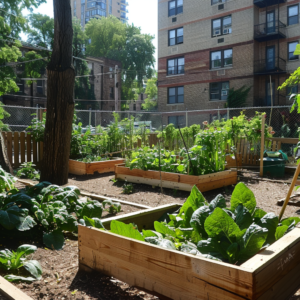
[108,183,299,265]
[0,244,42,282]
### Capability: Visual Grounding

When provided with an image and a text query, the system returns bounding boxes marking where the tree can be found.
[85,16,155,102]
[40,0,75,185]
[226,86,251,108]
[72,17,96,109]
[0,0,45,172]
[142,74,158,111]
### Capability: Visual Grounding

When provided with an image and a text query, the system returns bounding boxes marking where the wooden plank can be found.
[39,142,43,162]
[272,141,276,151]
[0,276,33,300]
[32,139,37,164]
[242,228,300,299]
[115,165,237,192]
[277,141,281,150]
[80,191,151,210]
[20,132,25,164]
[69,158,125,175]
[6,132,12,165]
[243,140,248,165]
[101,203,181,230]
[78,226,253,300]
[14,132,19,168]
[26,134,31,162]
[267,137,299,144]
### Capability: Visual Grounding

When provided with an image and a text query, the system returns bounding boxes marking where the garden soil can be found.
[5,171,300,300]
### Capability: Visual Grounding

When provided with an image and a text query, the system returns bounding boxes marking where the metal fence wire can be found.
[2,105,295,138]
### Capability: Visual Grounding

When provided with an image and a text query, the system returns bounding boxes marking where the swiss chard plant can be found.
[105,183,299,265]
[0,244,42,282]
[15,162,40,181]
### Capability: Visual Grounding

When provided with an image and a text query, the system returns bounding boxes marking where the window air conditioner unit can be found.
[213,30,221,36]
[223,28,230,34]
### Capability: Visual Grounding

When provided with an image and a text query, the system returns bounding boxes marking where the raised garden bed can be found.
[69,158,125,175]
[115,163,237,192]
[79,204,300,300]
[0,275,33,300]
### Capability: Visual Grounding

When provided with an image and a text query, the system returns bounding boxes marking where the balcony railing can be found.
[120,0,129,5]
[254,57,286,75]
[254,20,286,42]
[254,0,286,8]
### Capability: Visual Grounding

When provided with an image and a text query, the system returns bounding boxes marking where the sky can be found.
[24,0,158,69]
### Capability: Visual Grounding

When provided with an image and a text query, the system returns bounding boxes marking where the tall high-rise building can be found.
[71,0,129,27]
[157,0,300,127]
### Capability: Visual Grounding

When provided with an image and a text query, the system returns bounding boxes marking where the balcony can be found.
[254,0,286,8]
[120,0,129,5]
[254,57,286,75]
[254,20,286,42]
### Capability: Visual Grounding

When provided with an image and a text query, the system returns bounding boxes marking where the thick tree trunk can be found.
[40,0,75,185]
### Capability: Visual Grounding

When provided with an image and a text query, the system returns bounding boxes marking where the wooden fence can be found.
[3,131,298,170]
[3,132,43,168]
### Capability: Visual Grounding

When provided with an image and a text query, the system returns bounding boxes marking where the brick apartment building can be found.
[128,92,147,111]
[2,45,122,113]
[157,0,300,127]
[71,0,129,27]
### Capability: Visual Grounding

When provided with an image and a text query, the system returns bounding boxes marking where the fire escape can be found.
[253,0,287,106]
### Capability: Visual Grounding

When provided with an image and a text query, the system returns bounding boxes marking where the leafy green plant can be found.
[26,113,46,142]
[16,162,40,181]
[108,183,299,265]
[0,166,16,192]
[122,183,134,195]
[0,244,42,282]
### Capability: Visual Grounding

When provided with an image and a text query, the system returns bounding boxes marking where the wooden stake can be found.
[279,162,300,221]
[260,114,266,177]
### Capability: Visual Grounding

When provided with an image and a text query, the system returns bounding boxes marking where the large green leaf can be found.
[275,225,289,240]
[15,245,37,264]
[209,194,226,210]
[157,239,176,250]
[230,182,256,214]
[83,216,104,229]
[43,230,65,250]
[256,213,278,244]
[281,217,300,227]
[16,215,36,231]
[179,185,207,216]
[204,208,241,243]
[197,238,228,261]
[190,206,211,238]
[23,260,42,280]
[81,201,103,219]
[4,275,36,282]
[154,221,176,238]
[110,220,145,241]
[235,204,252,231]
[238,224,268,263]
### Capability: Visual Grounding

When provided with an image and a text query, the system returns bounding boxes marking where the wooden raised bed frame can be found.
[79,204,300,300]
[69,158,125,175]
[115,164,237,192]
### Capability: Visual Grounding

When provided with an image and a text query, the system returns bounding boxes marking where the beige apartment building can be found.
[71,0,129,27]
[157,0,300,127]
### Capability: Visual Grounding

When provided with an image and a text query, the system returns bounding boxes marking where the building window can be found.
[133,104,136,111]
[288,5,299,26]
[169,27,183,46]
[168,0,183,17]
[141,93,144,100]
[168,115,185,128]
[212,16,232,37]
[167,57,184,75]
[286,85,298,96]
[110,87,114,99]
[168,86,184,104]
[210,81,229,101]
[210,49,232,69]
[36,80,43,94]
[288,42,299,60]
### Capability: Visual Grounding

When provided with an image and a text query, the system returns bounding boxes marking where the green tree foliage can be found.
[85,16,155,101]
[226,86,251,108]
[72,18,96,108]
[142,74,158,111]
[0,0,45,96]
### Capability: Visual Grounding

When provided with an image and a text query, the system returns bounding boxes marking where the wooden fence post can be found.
[260,114,266,177]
